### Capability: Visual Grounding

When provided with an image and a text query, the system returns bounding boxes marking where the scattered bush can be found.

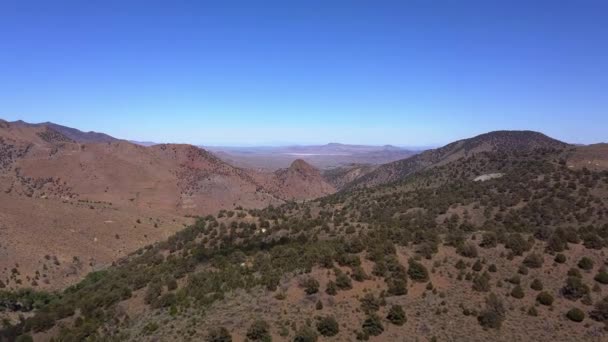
[472,260,483,272]
[325,281,337,295]
[362,314,384,336]
[479,232,498,248]
[566,308,585,322]
[511,285,525,299]
[562,277,590,301]
[478,293,505,329]
[504,233,531,256]
[523,253,544,268]
[387,278,408,296]
[360,293,382,314]
[335,271,352,290]
[568,268,582,278]
[536,291,554,306]
[457,243,478,258]
[554,253,567,263]
[472,272,491,292]
[246,320,271,341]
[386,304,406,325]
[15,336,34,342]
[408,259,429,282]
[595,271,608,284]
[301,277,320,295]
[590,296,608,322]
[578,257,594,271]
[206,327,232,342]
[530,279,543,291]
[294,325,318,342]
[316,316,339,337]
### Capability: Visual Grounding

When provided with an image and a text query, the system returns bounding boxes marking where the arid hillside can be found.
[0,120,334,290]
[347,130,570,189]
[2,129,608,342]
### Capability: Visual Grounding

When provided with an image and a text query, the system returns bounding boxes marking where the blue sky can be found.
[1,1,607,146]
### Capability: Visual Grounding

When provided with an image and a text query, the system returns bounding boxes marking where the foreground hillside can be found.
[0,120,334,290]
[2,131,608,341]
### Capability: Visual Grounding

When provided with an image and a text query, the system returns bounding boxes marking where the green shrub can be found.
[408,259,429,282]
[568,268,582,278]
[144,281,162,305]
[578,257,594,271]
[536,291,554,306]
[477,293,505,329]
[246,320,271,341]
[360,293,381,314]
[142,322,159,335]
[325,281,337,295]
[590,296,608,322]
[206,327,232,342]
[562,277,590,300]
[351,266,368,282]
[511,285,525,299]
[15,335,34,342]
[504,233,530,256]
[566,308,585,322]
[387,278,408,296]
[302,277,320,295]
[530,279,543,291]
[479,232,498,248]
[24,312,55,333]
[472,260,483,272]
[386,305,406,325]
[554,253,567,263]
[594,271,608,284]
[294,325,318,342]
[506,275,520,285]
[522,253,544,268]
[335,271,352,290]
[316,316,339,337]
[472,272,491,292]
[457,243,478,258]
[362,314,384,336]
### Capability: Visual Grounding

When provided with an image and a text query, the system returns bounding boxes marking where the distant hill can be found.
[7,120,120,143]
[205,143,417,170]
[129,140,158,146]
[347,130,570,189]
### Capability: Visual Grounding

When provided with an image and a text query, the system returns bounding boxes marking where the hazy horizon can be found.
[2,116,606,148]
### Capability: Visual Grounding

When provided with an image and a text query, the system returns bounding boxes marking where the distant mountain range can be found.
[205,143,418,170]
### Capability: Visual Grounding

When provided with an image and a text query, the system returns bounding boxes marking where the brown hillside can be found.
[270,159,336,200]
[0,121,335,289]
[565,143,608,171]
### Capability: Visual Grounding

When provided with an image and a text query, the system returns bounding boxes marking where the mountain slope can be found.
[7,120,120,143]
[3,135,608,342]
[347,130,569,189]
[0,120,335,290]
[270,159,336,199]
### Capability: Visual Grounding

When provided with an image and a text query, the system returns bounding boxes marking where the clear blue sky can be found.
[1,1,606,146]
